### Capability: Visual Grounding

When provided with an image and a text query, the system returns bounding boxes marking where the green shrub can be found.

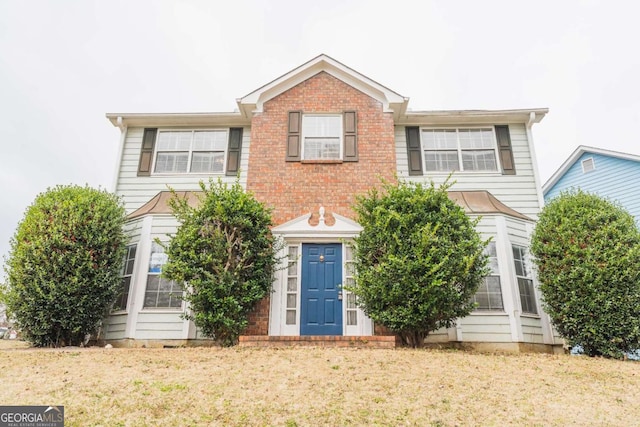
[350,180,489,347]
[161,179,280,346]
[3,185,127,347]
[531,190,640,358]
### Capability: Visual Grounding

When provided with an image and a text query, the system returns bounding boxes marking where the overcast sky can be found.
[1,0,639,274]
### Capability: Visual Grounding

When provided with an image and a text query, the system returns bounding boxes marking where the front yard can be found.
[1,343,638,426]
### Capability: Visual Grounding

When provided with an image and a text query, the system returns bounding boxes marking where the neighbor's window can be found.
[302,115,342,160]
[421,128,498,172]
[512,244,537,315]
[114,244,137,311]
[472,242,504,311]
[154,130,227,174]
[143,242,182,309]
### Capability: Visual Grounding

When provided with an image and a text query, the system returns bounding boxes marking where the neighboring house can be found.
[104,54,558,351]
[543,145,640,221]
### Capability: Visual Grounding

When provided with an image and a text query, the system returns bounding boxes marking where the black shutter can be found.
[495,125,516,175]
[405,126,422,175]
[137,128,157,176]
[286,111,302,161]
[226,128,243,176]
[343,111,358,162]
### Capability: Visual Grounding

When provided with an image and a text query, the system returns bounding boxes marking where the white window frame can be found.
[420,126,500,173]
[151,129,228,175]
[143,241,183,310]
[581,157,595,173]
[472,241,504,312]
[512,244,538,316]
[301,114,343,161]
[113,244,138,312]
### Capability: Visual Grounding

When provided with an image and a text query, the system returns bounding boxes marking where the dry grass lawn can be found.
[1,340,639,426]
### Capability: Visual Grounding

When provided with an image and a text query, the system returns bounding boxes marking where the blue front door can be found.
[300,243,343,335]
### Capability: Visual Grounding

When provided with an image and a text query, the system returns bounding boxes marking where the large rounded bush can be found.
[4,185,127,347]
[351,180,489,348]
[531,191,640,358]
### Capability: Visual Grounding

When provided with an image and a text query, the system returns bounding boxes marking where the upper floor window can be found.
[154,130,227,174]
[406,125,515,176]
[302,115,342,160]
[513,244,538,315]
[137,128,243,177]
[421,128,498,172]
[286,111,358,162]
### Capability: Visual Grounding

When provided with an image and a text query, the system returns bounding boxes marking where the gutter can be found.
[110,116,127,193]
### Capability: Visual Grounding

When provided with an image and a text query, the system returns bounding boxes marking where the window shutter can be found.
[405,126,422,175]
[226,128,243,176]
[286,111,302,161]
[137,128,157,176]
[343,111,358,162]
[495,125,516,175]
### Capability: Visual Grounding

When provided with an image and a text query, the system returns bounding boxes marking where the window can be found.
[154,130,227,174]
[513,245,537,315]
[302,115,342,160]
[285,246,299,325]
[114,244,137,311]
[582,157,595,173]
[345,244,357,326]
[143,242,182,309]
[421,128,498,172]
[472,242,504,311]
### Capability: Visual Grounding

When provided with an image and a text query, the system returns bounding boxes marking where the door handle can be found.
[338,291,343,300]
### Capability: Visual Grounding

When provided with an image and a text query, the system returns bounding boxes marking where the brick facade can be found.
[244,71,398,335]
[246,71,397,225]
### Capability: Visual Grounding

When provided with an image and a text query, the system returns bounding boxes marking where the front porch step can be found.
[238,335,396,348]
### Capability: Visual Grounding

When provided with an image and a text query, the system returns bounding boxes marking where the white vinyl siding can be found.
[302,115,342,160]
[114,127,250,215]
[396,124,542,218]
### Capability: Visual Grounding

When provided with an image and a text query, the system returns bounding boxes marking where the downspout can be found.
[526,112,545,211]
[110,116,127,193]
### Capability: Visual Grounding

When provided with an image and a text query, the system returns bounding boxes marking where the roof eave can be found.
[399,108,548,126]
[106,112,250,128]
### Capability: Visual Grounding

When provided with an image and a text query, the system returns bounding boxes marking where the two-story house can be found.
[105,55,558,352]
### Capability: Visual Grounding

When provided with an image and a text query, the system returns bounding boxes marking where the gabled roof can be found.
[543,145,640,194]
[237,54,408,119]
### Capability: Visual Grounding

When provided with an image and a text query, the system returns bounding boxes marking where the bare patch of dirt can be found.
[1,346,638,426]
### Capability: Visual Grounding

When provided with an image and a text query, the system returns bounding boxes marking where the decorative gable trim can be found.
[272,211,363,238]
[237,54,407,119]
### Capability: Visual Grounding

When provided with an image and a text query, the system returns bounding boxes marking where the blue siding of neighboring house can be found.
[544,152,640,222]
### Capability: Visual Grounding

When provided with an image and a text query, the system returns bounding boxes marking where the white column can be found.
[495,216,524,342]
